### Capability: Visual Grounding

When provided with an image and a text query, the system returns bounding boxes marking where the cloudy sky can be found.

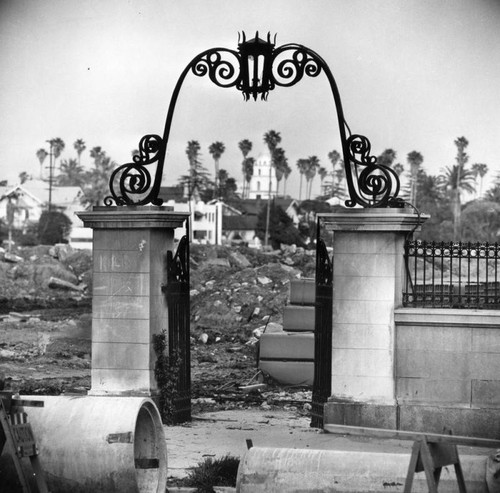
[1,0,499,200]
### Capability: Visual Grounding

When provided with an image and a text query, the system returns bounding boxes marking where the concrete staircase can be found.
[258,279,315,385]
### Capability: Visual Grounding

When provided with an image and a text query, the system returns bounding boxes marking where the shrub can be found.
[38,211,72,245]
[184,455,240,492]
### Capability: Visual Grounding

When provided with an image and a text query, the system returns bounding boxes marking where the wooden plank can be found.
[134,458,159,469]
[324,424,500,449]
[12,399,44,408]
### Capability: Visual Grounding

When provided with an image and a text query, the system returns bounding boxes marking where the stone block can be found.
[94,250,150,273]
[334,233,400,255]
[470,352,500,379]
[93,272,150,297]
[332,323,391,350]
[259,332,314,360]
[397,325,471,352]
[396,377,471,405]
[333,300,394,326]
[399,404,500,438]
[90,368,155,394]
[92,295,150,320]
[93,228,149,251]
[258,361,313,385]
[283,305,315,331]
[324,401,397,429]
[289,279,315,305]
[334,252,398,279]
[472,328,500,353]
[92,341,151,370]
[332,348,393,377]
[92,318,151,344]
[472,379,500,408]
[333,276,396,302]
[396,349,471,379]
[331,375,395,403]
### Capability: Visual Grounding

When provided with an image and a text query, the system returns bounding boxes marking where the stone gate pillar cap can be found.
[77,205,190,229]
[318,208,430,233]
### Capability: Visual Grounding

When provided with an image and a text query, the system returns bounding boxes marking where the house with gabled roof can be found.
[0,179,91,248]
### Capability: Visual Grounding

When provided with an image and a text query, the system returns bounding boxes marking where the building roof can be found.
[223,215,257,231]
[158,185,186,203]
[0,180,82,206]
[229,197,298,216]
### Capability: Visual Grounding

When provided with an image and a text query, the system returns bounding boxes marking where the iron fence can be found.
[403,240,500,309]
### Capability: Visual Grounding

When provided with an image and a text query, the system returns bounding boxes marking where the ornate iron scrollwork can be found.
[106,32,401,208]
[105,134,165,206]
[344,135,401,208]
[166,235,189,284]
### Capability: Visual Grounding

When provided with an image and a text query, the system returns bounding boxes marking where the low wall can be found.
[325,308,500,438]
[394,307,500,437]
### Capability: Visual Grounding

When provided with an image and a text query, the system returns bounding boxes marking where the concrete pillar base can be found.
[324,401,398,430]
[324,401,500,438]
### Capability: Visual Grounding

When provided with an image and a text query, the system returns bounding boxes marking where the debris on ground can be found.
[0,243,316,412]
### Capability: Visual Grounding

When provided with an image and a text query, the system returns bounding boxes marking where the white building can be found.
[246,153,278,200]
[0,180,92,249]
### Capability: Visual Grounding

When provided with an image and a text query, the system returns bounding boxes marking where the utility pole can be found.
[264,158,273,249]
[46,140,54,212]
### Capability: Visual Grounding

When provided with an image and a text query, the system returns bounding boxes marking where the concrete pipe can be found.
[23,395,167,493]
[236,447,489,493]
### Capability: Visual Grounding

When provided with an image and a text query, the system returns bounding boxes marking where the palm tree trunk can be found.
[299,175,303,201]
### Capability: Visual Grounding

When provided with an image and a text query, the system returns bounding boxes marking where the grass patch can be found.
[183,454,240,492]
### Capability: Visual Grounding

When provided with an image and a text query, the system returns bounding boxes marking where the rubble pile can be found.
[0,242,317,409]
[0,244,92,312]
[190,244,315,340]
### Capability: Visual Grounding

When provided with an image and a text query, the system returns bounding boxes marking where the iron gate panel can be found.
[311,237,333,428]
[164,235,191,424]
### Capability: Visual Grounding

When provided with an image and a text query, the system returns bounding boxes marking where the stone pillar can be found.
[77,206,189,397]
[321,209,427,428]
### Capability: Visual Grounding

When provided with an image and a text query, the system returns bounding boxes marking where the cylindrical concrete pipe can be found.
[236,447,490,493]
[22,395,167,493]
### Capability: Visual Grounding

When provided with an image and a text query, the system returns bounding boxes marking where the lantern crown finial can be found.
[237,31,276,101]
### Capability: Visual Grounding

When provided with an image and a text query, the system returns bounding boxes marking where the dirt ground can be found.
[0,243,315,413]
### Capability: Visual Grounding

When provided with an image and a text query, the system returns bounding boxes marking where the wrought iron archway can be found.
[104,32,401,209]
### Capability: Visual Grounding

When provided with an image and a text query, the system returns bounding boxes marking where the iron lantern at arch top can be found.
[105,31,402,209]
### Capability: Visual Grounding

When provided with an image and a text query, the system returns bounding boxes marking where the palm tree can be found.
[283,163,292,197]
[305,156,320,200]
[263,130,282,247]
[90,146,105,167]
[263,130,281,158]
[328,150,342,197]
[273,147,288,196]
[243,157,255,198]
[36,148,48,179]
[296,158,308,200]
[208,141,225,199]
[73,139,86,167]
[377,149,397,167]
[49,138,65,170]
[472,163,488,198]
[57,158,84,186]
[185,140,202,201]
[407,151,424,206]
[439,138,475,239]
[238,139,252,198]
[18,171,30,184]
[82,151,117,206]
[393,163,404,176]
[318,166,328,196]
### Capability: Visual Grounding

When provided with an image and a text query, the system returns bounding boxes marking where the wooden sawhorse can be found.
[324,424,500,492]
[0,391,48,493]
